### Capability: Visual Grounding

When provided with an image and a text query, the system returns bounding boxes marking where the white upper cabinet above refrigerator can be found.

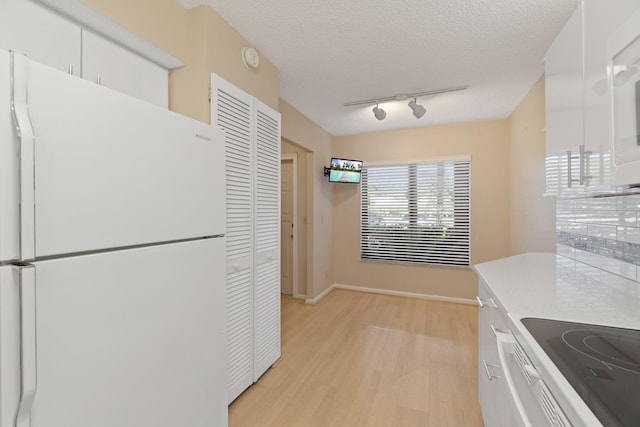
[0,0,81,75]
[0,0,178,107]
[81,28,169,107]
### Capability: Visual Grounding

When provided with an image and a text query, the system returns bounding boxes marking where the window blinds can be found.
[360,160,471,267]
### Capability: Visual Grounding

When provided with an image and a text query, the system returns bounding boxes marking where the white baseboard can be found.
[304,283,477,306]
[333,283,477,305]
[304,285,335,305]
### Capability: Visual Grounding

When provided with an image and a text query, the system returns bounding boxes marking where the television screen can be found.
[328,158,363,183]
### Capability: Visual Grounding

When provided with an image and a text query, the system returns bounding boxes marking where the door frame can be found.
[281,153,299,299]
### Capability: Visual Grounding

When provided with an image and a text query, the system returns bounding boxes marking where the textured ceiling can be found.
[177,0,579,136]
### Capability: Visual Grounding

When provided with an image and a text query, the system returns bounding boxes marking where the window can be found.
[360,159,470,267]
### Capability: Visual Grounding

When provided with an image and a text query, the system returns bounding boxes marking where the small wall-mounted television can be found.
[328,157,363,184]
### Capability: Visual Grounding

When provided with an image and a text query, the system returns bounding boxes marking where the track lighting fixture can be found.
[372,103,386,120]
[343,85,468,121]
[408,98,426,119]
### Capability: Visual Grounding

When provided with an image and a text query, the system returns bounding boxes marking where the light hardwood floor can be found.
[229,289,483,427]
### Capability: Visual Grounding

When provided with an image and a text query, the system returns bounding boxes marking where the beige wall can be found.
[170,6,209,122]
[280,99,334,299]
[80,0,189,59]
[508,77,556,254]
[80,0,279,122]
[332,121,511,300]
[281,139,309,297]
[204,8,279,111]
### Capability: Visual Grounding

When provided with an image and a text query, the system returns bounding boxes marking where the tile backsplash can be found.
[556,193,640,282]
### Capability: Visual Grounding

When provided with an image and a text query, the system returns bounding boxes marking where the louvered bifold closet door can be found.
[211,74,254,404]
[252,99,281,381]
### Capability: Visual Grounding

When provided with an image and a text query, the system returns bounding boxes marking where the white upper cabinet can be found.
[0,0,81,75]
[609,5,640,185]
[545,4,584,155]
[545,0,640,195]
[82,29,168,107]
[544,3,584,195]
[0,0,177,108]
[583,0,640,188]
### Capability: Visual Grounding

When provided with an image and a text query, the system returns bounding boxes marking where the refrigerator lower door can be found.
[1,238,227,427]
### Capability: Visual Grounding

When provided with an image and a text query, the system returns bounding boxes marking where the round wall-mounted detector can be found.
[242,47,260,70]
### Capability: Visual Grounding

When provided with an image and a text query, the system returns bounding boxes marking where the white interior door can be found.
[211,73,282,395]
[280,158,294,296]
[210,73,254,404]
[2,239,227,427]
[252,99,281,382]
[21,57,224,257]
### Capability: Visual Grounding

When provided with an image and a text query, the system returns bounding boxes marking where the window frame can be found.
[359,157,471,267]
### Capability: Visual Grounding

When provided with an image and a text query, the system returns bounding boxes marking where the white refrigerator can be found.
[0,50,227,426]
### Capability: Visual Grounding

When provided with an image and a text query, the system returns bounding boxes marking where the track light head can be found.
[408,98,426,119]
[372,104,386,121]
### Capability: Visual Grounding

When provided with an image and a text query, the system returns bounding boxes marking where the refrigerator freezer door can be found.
[1,239,227,427]
[0,50,20,262]
[1,53,226,259]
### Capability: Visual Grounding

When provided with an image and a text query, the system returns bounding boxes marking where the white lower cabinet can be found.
[477,280,516,427]
[478,282,499,427]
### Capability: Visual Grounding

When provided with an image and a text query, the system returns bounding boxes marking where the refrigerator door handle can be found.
[10,51,36,260]
[14,263,37,427]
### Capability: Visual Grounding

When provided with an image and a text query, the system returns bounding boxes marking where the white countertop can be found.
[474,252,640,330]
[474,252,640,427]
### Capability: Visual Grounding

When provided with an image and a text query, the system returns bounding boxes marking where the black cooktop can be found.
[522,318,640,427]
